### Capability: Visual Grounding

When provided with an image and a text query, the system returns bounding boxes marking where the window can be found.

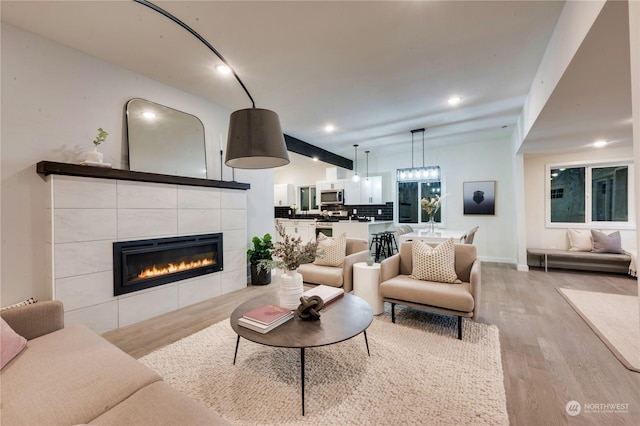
[548,161,633,227]
[299,186,317,211]
[397,180,442,224]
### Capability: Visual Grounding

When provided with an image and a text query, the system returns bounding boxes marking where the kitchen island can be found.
[333,221,395,241]
[275,218,395,244]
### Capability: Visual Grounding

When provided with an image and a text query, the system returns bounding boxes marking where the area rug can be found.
[558,288,640,372]
[139,308,508,425]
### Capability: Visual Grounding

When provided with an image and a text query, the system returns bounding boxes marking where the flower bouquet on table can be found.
[421,194,448,233]
[258,223,320,309]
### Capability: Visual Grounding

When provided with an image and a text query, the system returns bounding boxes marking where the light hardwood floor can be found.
[102,264,640,425]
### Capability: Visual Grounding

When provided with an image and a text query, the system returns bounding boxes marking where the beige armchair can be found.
[297,238,369,292]
[379,241,481,339]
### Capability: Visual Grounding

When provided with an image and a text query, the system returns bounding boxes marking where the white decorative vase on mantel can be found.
[85,146,104,163]
[280,269,303,310]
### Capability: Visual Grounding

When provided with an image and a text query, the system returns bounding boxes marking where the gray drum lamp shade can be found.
[225,108,290,169]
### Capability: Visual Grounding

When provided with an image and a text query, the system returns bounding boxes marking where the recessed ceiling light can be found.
[142,111,156,119]
[448,96,462,106]
[215,64,231,74]
[324,124,335,133]
[312,157,319,162]
[593,140,608,148]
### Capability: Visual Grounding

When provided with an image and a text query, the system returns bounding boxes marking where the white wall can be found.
[1,24,273,306]
[523,146,637,251]
[274,151,332,187]
[513,0,606,152]
[369,138,517,264]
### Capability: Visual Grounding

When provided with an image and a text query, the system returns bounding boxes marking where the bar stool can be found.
[383,231,399,255]
[369,232,387,262]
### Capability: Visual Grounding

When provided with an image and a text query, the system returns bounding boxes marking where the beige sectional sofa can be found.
[1,301,227,425]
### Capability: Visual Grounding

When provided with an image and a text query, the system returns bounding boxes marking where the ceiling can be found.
[1,1,633,161]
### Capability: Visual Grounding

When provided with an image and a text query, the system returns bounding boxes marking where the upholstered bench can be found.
[526,248,632,274]
[527,228,635,275]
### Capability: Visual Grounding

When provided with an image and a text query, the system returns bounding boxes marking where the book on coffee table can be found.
[303,285,344,305]
[242,304,292,325]
[238,311,294,333]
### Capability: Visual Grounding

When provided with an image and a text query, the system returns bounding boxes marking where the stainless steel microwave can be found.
[320,189,344,205]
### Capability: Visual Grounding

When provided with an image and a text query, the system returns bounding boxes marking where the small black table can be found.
[230,292,373,415]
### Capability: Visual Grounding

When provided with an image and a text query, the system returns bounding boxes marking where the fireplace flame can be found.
[137,258,214,279]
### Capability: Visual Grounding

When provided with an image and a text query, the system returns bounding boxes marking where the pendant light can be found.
[134,0,289,170]
[365,150,370,184]
[397,128,439,182]
[352,144,360,182]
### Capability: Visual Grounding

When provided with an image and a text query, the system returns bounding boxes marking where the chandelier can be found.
[396,128,440,182]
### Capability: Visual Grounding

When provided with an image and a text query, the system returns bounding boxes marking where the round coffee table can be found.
[230,292,373,415]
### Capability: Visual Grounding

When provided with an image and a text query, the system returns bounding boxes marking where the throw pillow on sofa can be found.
[591,230,624,254]
[313,232,347,267]
[567,229,593,252]
[410,238,461,284]
[0,297,37,311]
[1,317,27,369]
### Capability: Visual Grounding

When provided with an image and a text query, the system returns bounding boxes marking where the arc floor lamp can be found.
[133,0,290,169]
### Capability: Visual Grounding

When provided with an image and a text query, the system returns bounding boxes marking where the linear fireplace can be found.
[113,233,223,296]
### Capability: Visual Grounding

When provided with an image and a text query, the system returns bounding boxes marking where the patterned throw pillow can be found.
[410,238,461,284]
[314,232,347,267]
[0,297,37,311]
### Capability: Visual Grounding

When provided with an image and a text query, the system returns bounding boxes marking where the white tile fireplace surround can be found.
[45,174,248,334]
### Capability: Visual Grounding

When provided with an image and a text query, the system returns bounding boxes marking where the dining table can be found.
[399,229,467,244]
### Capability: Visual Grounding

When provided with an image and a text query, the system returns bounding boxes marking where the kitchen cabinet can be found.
[317,180,344,191]
[343,180,361,205]
[274,183,295,207]
[360,176,383,204]
[276,219,316,243]
[343,176,383,205]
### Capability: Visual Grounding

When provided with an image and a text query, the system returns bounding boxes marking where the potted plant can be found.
[85,127,108,164]
[247,233,273,285]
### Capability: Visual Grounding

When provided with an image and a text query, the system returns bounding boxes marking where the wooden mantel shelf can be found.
[36,161,250,190]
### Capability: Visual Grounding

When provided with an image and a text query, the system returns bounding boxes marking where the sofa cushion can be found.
[314,232,346,266]
[88,381,228,425]
[298,262,344,287]
[1,323,162,426]
[591,230,624,254]
[1,317,27,369]
[568,229,593,252]
[380,275,474,313]
[410,239,461,284]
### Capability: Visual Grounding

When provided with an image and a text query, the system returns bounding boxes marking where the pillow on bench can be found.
[591,230,624,254]
[568,229,593,252]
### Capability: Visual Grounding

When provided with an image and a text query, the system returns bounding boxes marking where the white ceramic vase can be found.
[85,146,103,163]
[280,269,303,310]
